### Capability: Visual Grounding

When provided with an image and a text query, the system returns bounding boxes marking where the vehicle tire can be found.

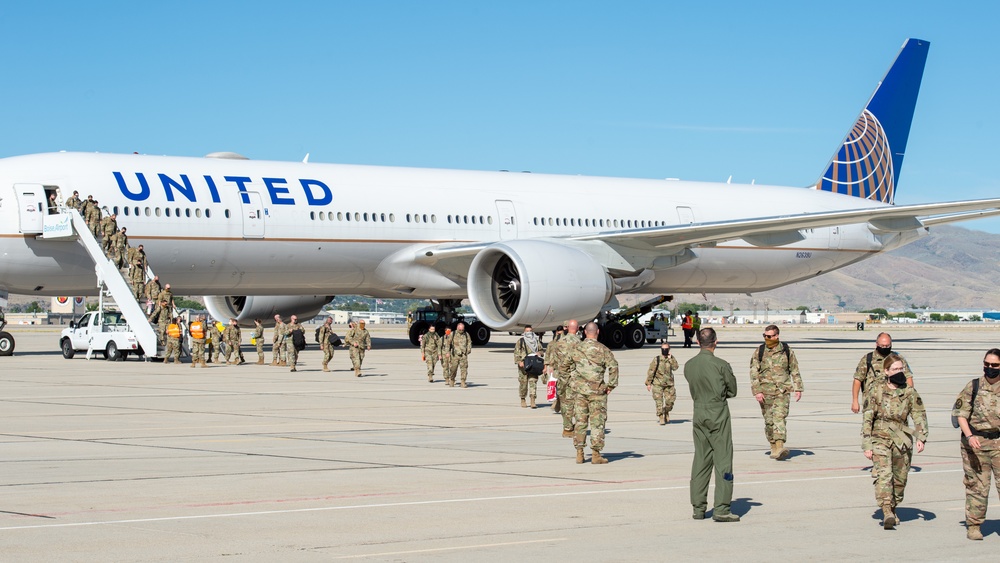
[61,338,75,359]
[409,321,428,346]
[469,321,491,346]
[106,341,121,362]
[0,331,14,356]
[602,323,625,350]
[624,322,646,348]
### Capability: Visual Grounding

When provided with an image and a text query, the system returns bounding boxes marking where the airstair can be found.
[48,210,160,358]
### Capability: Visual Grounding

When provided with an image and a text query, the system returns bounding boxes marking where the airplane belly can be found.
[0,236,97,294]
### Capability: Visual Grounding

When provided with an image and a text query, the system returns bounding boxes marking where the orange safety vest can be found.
[190,321,205,340]
[681,315,693,330]
[167,323,181,339]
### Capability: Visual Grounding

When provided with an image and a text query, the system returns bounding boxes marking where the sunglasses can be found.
[762,333,777,338]
[985,362,1000,369]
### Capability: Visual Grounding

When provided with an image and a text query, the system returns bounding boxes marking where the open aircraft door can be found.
[242,192,265,238]
[495,200,517,240]
[14,183,45,234]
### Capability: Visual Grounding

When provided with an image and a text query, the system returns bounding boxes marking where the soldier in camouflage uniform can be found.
[64,190,81,211]
[252,318,265,365]
[224,318,244,364]
[318,317,335,372]
[109,227,128,269]
[568,322,618,464]
[164,317,182,364]
[684,327,740,522]
[750,325,804,460]
[346,320,371,377]
[285,315,304,372]
[143,276,161,313]
[421,325,442,383]
[514,326,544,408]
[646,342,680,425]
[189,315,207,368]
[852,332,914,414]
[148,299,170,347]
[207,319,223,364]
[953,348,1000,540]
[863,353,927,530]
[444,322,472,387]
[546,320,581,437]
[100,212,118,254]
[271,314,287,365]
[128,245,147,299]
[86,199,102,237]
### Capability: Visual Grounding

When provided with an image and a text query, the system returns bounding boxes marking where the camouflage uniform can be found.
[65,194,81,211]
[100,215,117,253]
[855,350,914,408]
[149,301,170,347]
[750,344,803,448]
[514,333,544,406]
[568,338,618,459]
[444,328,472,386]
[285,320,303,371]
[863,382,927,515]
[272,320,287,365]
[253,323,265,364]
[318,323,334,371]
[189,319,207,367]
[646,352,680,421]
[346,325,371,376]
[421,330,442,382]
[156,288,174,313]
[223,324,243,364]
[143,278,161,311]
[86,204,102,237]
[207,321,223,363]
[109,230,127,268]
[546,333,581,433]
[953,377,1000,529]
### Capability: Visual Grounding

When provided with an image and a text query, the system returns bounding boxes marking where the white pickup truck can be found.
[60,310,143,361]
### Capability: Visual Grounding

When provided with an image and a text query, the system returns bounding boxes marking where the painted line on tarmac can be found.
[0,468,962,532]
[327,538,569,559]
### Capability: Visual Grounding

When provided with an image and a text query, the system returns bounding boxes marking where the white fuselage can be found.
[0,152,909,298]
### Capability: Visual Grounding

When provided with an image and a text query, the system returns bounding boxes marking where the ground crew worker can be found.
[750,324,803,460]
[165,317,182,364]
[144,276,161,313]
[445,322,472,387]
[421,325,442,382]
[514,325,544,408]
[684,327,740,522]
[863,354,927,530]
[65,190,81,211]
[852,332,914,414]
[953,348,1000,541]
[285,315,303,372]
[207,318,223,364]
[252,318,265,364]
[224,318,244,364]
[568,322,618,464]
[646,342,679,425]
[546,320,582,437]
[346,319,371,377]
[189,315,207,368]
[272,314,287,366]
[318,317,335,372]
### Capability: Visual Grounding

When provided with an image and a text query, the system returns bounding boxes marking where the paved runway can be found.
[2,324,999,561]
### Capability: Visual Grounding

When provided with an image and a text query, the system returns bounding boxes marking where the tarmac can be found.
[2,323,1000,561]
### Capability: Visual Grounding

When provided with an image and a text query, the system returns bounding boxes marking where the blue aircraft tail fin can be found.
[814,38,930,204]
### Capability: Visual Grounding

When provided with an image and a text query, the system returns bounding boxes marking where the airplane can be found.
[1,37,999,353]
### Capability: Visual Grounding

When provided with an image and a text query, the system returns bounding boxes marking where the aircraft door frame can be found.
[828,225,842,249]
[242,192,265,238]
[495,200,517,240]
[676,206,695,225]
[14,183,45,234]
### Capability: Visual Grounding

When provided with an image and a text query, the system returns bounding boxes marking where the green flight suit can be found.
[684,348,738,517]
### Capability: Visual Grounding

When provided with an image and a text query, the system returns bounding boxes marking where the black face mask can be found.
[662,349,670,356]
[985,367,1000,379]
[888,373,907,387]
[876,346,892,356]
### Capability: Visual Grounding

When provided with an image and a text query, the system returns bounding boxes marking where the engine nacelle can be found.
[468,240,613,331]
[203,295,334,327]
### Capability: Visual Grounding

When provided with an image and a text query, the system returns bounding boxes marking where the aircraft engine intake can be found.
[203,295,334,326]
[468,240,613,331]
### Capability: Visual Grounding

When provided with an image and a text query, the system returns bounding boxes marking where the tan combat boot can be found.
[882,506,896,529]
[576,449,585,464]
[322,363,329,372]
[774,440,790,461]
[591,451,608,465]
[190,362,196,369]
[658,414,666,425]
[968,525,983,540]
[461,382,467,388]
[355,368,361,377]
[529,395,536,409]
[256,359,264,365]
[270,361,278,366]
[521,398,527,408]
[663,413,670,424]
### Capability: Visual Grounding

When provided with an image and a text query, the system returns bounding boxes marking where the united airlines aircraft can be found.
[1,39,997,347]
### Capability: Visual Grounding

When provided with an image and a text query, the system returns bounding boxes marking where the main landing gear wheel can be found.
[409,321,429,346]
[469,321,491,346]
[623,322,646,349]
[601,323,625,350]
[0,331,14,356]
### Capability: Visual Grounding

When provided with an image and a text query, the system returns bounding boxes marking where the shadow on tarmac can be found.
[604,451,643,462]
[870,507,937,523]
[731,497,763,516]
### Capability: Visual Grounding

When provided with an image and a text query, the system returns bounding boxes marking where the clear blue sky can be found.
[2,1,998,231]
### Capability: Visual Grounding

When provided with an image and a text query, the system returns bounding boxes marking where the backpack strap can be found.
[861,352,874,393]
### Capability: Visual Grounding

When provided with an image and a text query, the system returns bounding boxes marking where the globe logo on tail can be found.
[816,109,894,204]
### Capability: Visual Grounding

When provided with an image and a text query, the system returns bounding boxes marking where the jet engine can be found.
[203,295,334,326]
[468,240,613,331]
